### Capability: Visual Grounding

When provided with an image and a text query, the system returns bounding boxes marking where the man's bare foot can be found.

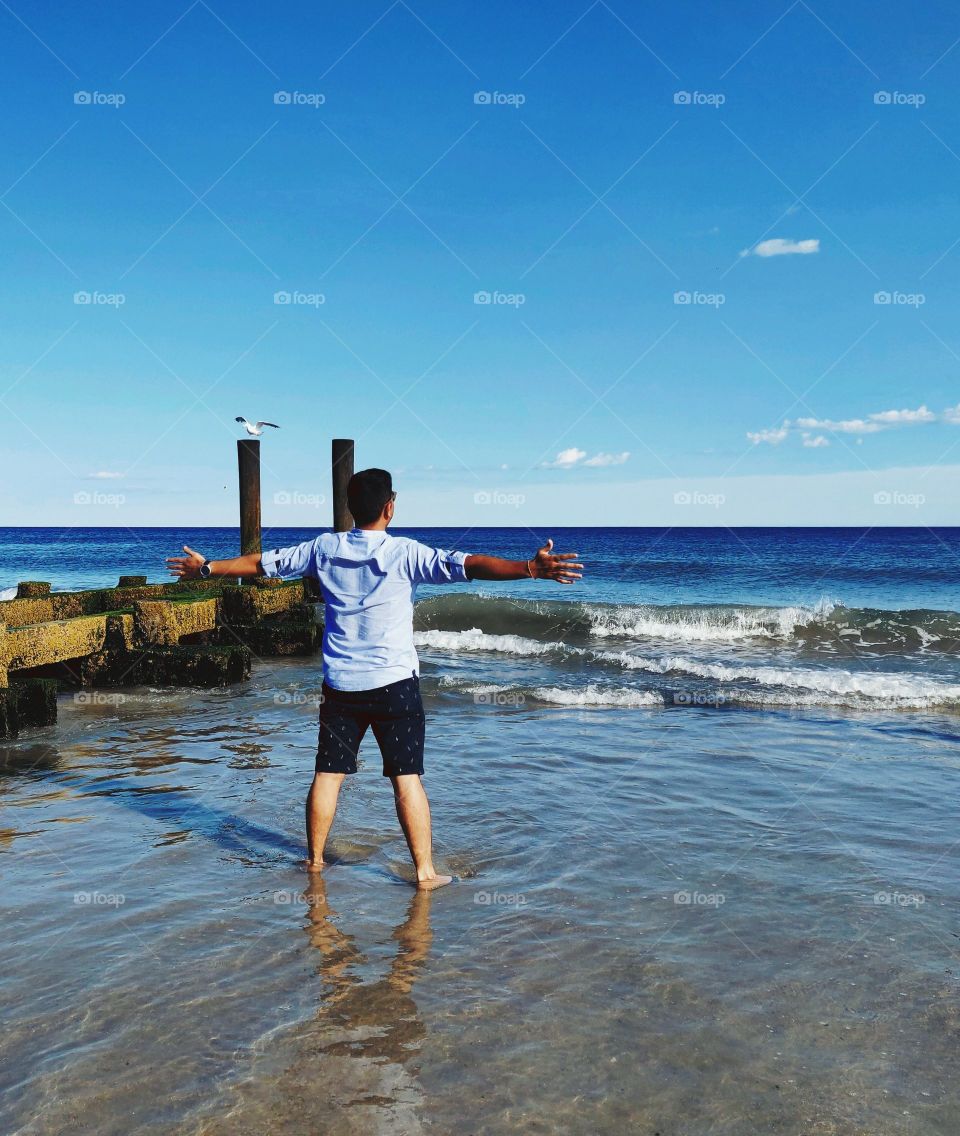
[303,858,326,873]
[416,872,453,891]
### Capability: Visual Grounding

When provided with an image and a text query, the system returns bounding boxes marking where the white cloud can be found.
[543,447,587,469]
[542,447,630,469]
[869,405,935,425]
[583,451,630,467]
[794,416,882,435]
[749,403,952,447]
[747,425,789,445]
[87,470,124,479]
[741,237,820,258]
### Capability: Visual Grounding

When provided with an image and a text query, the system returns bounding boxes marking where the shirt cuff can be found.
[446,550,470,582]
[259,549,282,577]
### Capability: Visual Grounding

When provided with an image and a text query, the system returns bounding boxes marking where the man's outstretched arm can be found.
[166,544,264,579]
[464,539,583,585]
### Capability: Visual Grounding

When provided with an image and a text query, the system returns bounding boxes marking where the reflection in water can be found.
[304,876,433,1065]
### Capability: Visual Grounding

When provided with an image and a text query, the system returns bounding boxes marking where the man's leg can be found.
[306,772,345,870]
[390,774,452,890]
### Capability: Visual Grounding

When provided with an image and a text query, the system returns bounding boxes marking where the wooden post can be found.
[237,439,261,556]
[332,438,354,531]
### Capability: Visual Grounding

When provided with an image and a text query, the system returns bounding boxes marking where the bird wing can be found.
[255,422,280,429]
[235,416,248,424]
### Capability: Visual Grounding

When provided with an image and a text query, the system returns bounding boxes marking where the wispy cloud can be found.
[542,447,630,469]
[749,404,947,446]
[746,426,788,446]
[87,470,125,479]
[543,447,587,469]
[583,451,630,467]
[740,237,820,258]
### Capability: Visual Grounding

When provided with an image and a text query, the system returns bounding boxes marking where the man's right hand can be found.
[530,539,583,584]
[166,545,207,580]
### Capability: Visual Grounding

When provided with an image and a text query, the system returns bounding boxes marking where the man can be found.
[167,468,583,889]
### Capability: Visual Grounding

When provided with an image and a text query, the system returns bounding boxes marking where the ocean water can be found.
[2,527,959,1134]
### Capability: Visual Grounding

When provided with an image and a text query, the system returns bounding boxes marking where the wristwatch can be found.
[199,559,212,579]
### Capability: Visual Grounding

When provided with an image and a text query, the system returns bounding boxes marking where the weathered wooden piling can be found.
[237,439,261,556]
[332,438,355,532]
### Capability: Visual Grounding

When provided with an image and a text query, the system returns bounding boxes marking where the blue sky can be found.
[2,0,960,526]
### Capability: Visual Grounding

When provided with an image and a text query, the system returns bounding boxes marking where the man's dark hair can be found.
[347,468,393,526]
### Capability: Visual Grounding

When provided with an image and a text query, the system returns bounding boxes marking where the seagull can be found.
[236,417,280,437]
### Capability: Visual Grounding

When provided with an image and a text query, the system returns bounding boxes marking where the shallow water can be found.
[2,657,959,1134]
[2,528,960,1133]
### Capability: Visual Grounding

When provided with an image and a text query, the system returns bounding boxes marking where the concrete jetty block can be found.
[118,576,147,587]
[130,644,251,687]
[221,581,304,622]
[133,598,219,646]
[2,597,55,627]
[6,615,110,672]
[17,582,51,598]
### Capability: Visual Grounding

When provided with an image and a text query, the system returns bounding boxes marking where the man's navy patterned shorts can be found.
[316,674,425,777]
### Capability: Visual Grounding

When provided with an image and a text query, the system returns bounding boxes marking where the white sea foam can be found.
[417,626,960,708]
[0,586,18,601]
[585,600,835,642]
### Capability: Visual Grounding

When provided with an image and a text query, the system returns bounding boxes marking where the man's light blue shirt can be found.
[261,529,470,691]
